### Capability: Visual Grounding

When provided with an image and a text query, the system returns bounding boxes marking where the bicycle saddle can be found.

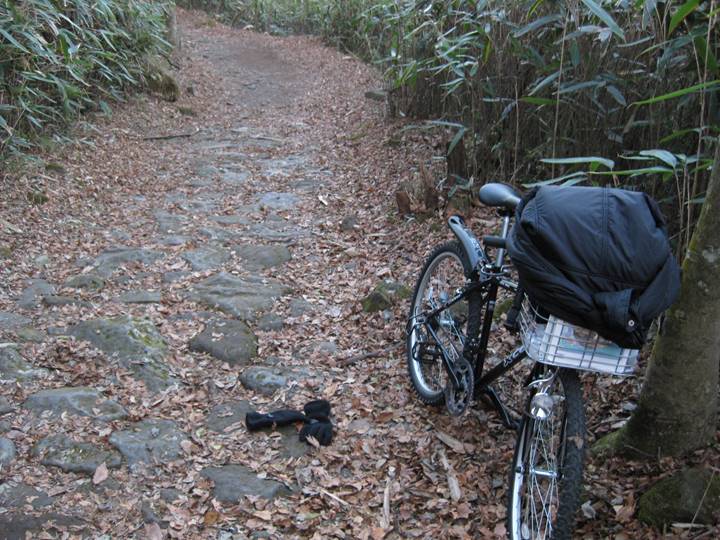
[478,183,522,211]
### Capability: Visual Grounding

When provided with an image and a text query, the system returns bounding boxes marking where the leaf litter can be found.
[0,6,718,540]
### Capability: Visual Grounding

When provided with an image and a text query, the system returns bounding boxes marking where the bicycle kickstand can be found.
[478,386,520,431]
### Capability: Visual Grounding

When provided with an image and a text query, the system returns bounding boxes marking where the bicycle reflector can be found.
[529,393,555,421]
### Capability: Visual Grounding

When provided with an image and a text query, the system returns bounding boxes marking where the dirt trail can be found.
[0,8,650,540]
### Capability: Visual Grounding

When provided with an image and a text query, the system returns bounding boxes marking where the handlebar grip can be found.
[483,235,506,249]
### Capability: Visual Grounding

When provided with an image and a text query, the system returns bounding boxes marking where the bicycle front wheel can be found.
[406,241,483,405]
[507,368,585,540]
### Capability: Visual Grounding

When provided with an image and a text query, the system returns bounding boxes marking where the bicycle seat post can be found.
[495,215,512,268]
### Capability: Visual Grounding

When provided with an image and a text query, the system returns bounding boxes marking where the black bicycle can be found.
[406,183,639,539]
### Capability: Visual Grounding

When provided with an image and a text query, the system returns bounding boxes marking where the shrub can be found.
[0,0,173,157]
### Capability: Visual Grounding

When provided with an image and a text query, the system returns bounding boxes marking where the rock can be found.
[158,235,192,246]
[67,316,176,392]
[248,219,306,242]
[233,244,291,271]
[289,298,312,317]
[154,211,188,234]
[64,274,105,291]
[33,435,121,474]
[0,482,54,509]
[144,56,179,101]
[259,156,307,177]
[109,419,188,466]
[340,215,359,231]
[0,437,16,466]
[348,418,372,434]
[198,227,245,244]
[314,341,338,356]
[177,197,218,214]
[162,271,190,283]
[205,400,253,432]
[365,89,387,102]
[201,465,290,502]
[89,247,164,277]
[182,247,231,271]
[187,272,291,321]
[112,271,151,286]
[0,312,30,330]
[42,295,91,308]
[0,395,13,414]
[159,488,182,502]
[0,513,83,540]
[141,499,161,524]
[23,387,127,421]
[221,170,250,185]
[189,319,257,365]
[257,313,283,331]
[240,365,312,396]
[0,347,49,381]
[119,290,162,304]
[195,164,220,178]
[17,279,55,309]
[210,214,251,225]
[257,192,300,210]
[0,245,13,259]
[361,280,412,312]
[34,254,50,268]
[638,468,720,527]
[15,327,46,343]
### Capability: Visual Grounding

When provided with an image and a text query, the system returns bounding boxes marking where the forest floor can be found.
[1,8,718,540]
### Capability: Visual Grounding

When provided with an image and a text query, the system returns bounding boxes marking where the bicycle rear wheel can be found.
[406,241,483,405]
[507,367,585,540]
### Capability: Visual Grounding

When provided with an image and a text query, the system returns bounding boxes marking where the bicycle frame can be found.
[432,213,531,426]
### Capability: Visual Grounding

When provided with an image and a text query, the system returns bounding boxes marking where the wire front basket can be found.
[518,299,639,376]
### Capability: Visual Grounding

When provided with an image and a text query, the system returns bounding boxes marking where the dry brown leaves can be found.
[0,6,718,540]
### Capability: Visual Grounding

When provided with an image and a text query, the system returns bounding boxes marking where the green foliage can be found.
[0,0,172,156]
[55,0,718,250]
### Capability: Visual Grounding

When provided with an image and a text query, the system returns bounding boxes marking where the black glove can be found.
[299,418,333,446]
[303,399,331,419]
[245,410,307,431]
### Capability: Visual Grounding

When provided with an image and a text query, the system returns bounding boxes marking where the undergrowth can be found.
[0,0,173,160]
[182,0,718,252]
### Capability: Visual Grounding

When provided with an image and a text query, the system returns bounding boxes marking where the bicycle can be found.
[406,183,640,540]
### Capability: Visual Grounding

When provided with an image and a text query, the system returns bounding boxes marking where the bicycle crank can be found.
[445,356,474,416]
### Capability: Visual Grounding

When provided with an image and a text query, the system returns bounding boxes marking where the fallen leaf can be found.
[203,510,220,526]
[145,522,163,540]
[436,430,466,454]
[93,462,109,485]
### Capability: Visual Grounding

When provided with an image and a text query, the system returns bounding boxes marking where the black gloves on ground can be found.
[245,400,333,446]
[245,410,308,431]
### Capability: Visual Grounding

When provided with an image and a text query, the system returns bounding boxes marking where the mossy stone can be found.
[362,280,411,313]
[27,190,49,205]
[638,468,720,528]
[493,297,514,321]
[144,56,179,102]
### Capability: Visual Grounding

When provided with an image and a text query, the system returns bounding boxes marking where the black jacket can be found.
[506,185,680,348]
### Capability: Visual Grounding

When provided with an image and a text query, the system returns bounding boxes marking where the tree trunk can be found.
[613,144,720,457]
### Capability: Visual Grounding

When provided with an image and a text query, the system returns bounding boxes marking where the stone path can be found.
[0,8,427,539]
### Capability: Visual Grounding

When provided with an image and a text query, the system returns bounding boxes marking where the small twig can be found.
[319,488,349,507]
[690,470,716,527]
[142,127,200,141]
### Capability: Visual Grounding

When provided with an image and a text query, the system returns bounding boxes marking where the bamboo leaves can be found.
[580,0,625,40]
[0,0,172,156]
